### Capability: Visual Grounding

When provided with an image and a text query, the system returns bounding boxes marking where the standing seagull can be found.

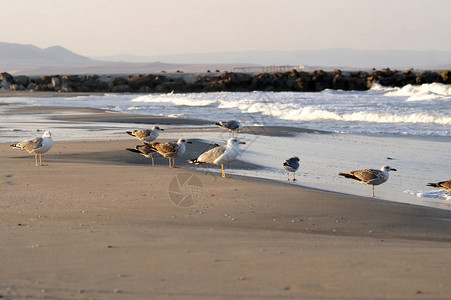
[189,138,246,178]
[10,131,54,166]
[126,144,161,166]
[215,120,243,137]
[427,180,451,192]
[338,165,397,198]
[149,138,192,168]
[283,156,300,182]
[126,126,164,142]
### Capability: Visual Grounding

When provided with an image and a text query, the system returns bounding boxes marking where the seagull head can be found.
[152,126,164,131]
[177,138,192,145]
[227,138,246,147]
[381,165,397,172]
[43,131,52,138]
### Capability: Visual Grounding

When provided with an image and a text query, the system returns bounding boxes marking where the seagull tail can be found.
[10,143,21,149]
[189,158,206,165]
[126,131,134,136]
[338,172,360,181]
[214,122,221,126]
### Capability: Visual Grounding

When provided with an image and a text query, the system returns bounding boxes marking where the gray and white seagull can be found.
[10,131,54,166]
[126,126,164,142]
[190,137,246,178]
[215,120,243,137]
[338,165,397,197]
[283,156,300,181]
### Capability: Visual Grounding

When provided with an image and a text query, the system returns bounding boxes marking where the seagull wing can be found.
[198,146,227,163]
[18,137,43,152]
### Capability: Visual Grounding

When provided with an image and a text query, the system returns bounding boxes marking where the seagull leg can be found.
[292,172,297,182]
[151,157,154,167]
[40,154,48,166]
[168,158,172,168]
[221,165,226,178]
[371,186,375,198]
[35,154,39,166]
[287,172,290,181]
[170,158,179,168]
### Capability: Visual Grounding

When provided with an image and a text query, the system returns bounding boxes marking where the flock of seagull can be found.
[9,122,451,198]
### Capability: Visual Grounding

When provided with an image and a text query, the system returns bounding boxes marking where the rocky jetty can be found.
[1,69,450,94]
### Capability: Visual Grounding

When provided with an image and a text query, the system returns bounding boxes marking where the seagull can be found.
[427,180,451,192]
[148,138,192,168]
[214,120,243,137]
[10,131,54,166]
[283,156,300,181]
[126,126,164,142]
[338,165,397,198]
[189,137,246,178]
[126,143,161,166]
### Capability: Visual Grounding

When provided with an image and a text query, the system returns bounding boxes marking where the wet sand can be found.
[1,106,451,299]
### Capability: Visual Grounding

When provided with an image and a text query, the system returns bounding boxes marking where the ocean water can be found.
[0,83,450,209]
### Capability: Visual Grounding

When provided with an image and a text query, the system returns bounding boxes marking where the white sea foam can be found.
[404,190,451,201]
[219,102,451,125]
[384,83,451,101]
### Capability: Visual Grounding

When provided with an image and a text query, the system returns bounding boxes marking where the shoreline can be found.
[2,104,450,210]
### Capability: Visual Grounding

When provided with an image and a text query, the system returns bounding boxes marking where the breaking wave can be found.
[219,102,451,125]
[377,82,451,101]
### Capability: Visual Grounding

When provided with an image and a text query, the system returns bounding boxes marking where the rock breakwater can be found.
[1,69,450,93]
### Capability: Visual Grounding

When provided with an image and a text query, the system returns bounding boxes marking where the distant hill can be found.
[0,43,259,75]
[1,43,450,75]
[0,42,95,66]
[95,49,451,70]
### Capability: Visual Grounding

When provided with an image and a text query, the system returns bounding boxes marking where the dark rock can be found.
[417,71,443,84]
[15,75,29,86]
[128,75,156,90]
[27,83,37,90]
[36,75,52,85]
[112,84,132,93]
[0,72,14,83]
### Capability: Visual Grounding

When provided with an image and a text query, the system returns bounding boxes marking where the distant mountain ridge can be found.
[95,48,451,70]
[1,42,450,75]
[0,42,95,66]
[0,42,254,75]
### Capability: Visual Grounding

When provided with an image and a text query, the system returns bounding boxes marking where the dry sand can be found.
[1,110,451,299]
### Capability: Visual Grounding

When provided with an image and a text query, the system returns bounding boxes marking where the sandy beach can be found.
[1,105,451,299]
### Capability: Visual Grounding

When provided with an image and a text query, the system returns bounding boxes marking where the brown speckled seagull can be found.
[339,165,397,198]
[126,126,164,142]
[148,138,192,168]
[126,143,161,166]
[427,180,451,192]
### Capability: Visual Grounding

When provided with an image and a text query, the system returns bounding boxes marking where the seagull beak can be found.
[160,128,164,131]
[187,141,192,144]
[239,142,246,144]
[391,168,397,171]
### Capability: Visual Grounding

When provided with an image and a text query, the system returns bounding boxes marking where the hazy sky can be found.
[2,0,450,57]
